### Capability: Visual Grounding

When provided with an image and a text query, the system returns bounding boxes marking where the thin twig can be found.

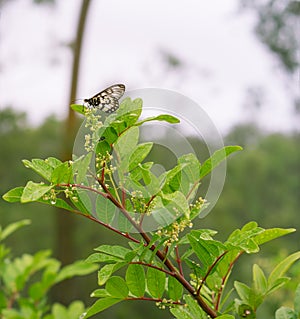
[215,251,244,311]
[175,245,184,276]
[126,296,183,305]
[70,207,141,244]
[197,251,228,295]
[60,181,217,317]
[130,261,175,276]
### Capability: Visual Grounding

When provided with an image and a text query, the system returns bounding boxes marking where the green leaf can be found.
[90,289,111,298]
[226,224,264,253]
[86,253,122,264]
[254,228,296,245]
[29,281,45,301]
[97,263,126,286]
[22,158,55,181]
[184,294,206,319]
[267,277,290,295]
[97,126,118,144]
[51,162,73,184]
[188,234,214,268]
[68,301,85,318]
[147,267,166,298]
[2,187,24,203]
[294,283,300,314]
[117,212,134,233]
[55,260,98,283]
[106,276,129,298]
[216,315,235,318]
[94,245,131,259]
[129,142,153,171]
[96,139,111,156]
[168,276,183,301]
[51,303,68,319]
[96,195,116,224]
[0,219,31,241]
[98,264,117,286]
[171,306,195,319]
[73,153,92,184]
[125,264,145,297]
[234,281,251,303]
[136,114,180,126]
[21,181,53,203]
[268,252,300,290]
[117,97,143,126]
[200,146,242,179]
[38,197,75,213]
[171,300,207,319]
[114,126,139,160]
[70,189,91,215]
[70,103,86,115]
[253,264,267,295]
[46,157,62,168]
[51,301,82,319]
[83,298,122,318]
[161,163,186,194]
[126,164,161,197]
[177,153,201,198]
[275,307,297,319]
[152,193,187,227]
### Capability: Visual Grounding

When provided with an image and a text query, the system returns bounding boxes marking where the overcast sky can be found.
[0,0,298,133]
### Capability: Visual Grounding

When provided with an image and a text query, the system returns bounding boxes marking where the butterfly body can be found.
[84,84,125,113]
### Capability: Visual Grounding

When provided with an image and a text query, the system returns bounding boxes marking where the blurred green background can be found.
[1,0,299,318]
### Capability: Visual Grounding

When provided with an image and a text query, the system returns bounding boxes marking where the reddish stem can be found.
[175,245,184,276]
[215,251,244,311]
[130,261,175,276]
[58,182,217,317]
[126,296,183,305]
[197,251,228,296]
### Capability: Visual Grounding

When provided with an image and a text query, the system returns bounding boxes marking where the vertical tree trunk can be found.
[54,0,91,304]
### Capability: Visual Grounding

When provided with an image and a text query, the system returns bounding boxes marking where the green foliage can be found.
[0,220,97,319]
[235,252,300,317]
[275,284,300,319]
[2,99,299,318]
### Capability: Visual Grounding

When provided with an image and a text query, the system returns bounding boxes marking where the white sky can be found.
[0,0,298,134]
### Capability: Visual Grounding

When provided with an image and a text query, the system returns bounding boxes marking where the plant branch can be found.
[69,207,141,244]
[59,183,109,199]
[130,261,175,276]
[61,181,217,317]
[175,245,184,276]
[126,296,183,305]
[215,250,244,311]
[197,251,228,296]
[7,290,18,309]
[95,181,217,316]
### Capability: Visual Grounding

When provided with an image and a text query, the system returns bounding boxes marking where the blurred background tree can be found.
[240,0,299,74]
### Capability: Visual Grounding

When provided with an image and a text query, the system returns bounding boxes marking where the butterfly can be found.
[83,84,125,114]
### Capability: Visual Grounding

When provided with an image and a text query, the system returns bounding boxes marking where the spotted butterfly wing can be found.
[84,84,125,113]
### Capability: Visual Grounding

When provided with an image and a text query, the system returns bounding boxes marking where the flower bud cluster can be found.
[130,191,147,214]
[156,218,193,246]
[83,109,103,152]
[84,108,102,132]
[189,196,207,212]
[63,185,78,202]
[95,152,115,177]
[155,298,179,310]
[43,188,57,205]
[190,273,201,290]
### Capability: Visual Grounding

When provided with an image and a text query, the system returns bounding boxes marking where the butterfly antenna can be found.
[71,98,84,104]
